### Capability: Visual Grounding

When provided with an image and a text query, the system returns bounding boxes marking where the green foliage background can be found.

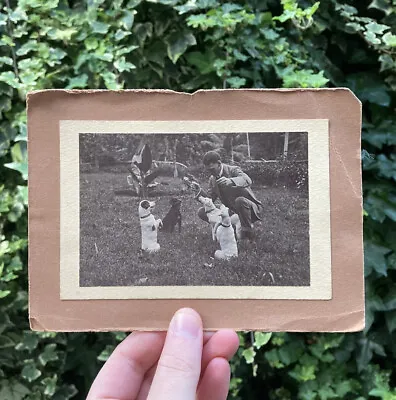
[0,0,395,398]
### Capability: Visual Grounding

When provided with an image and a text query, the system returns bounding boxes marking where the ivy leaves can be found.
[1,0,330,96]
[283,70,329,88]
[273,0,320,29]
[335,1,396,90]
[166,32,196,63]
[337,1,396,361]
[0,0,396,399]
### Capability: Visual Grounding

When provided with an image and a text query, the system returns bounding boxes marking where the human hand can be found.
[183,177,201,193]
[216,177,233,187]
[87,308,239,400]
[191,181,202,195]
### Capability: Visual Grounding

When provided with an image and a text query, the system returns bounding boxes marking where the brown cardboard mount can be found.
[27,89,364,332]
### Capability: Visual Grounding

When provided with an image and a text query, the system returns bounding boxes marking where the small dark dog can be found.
[161,198,182,233]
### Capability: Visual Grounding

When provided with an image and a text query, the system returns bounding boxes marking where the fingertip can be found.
[121,330,166,350]
[208,357,231,377]
[221,330,240,358]
[208,329,240,360]
[203,331,215,343]
[173,307,202,321]
[170,308,203,339]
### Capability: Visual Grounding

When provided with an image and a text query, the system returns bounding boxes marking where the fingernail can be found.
[171,309,201,339]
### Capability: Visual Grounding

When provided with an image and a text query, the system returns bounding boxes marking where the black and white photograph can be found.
[59,119,331,300]
[78,130,310,288]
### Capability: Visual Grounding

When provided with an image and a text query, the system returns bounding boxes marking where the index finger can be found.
[87,331,166,400]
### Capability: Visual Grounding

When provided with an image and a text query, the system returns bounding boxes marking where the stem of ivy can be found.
[45,66,69,80]
[250,331,254,346]
[5,0,20,81]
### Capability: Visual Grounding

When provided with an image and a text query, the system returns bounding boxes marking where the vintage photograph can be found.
[78,130,310,288]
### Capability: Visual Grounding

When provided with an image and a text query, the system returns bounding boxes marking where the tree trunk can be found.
[283,132,289,158]
[173,138,178,178]
[231,136,234,163]
[246,132,251,159]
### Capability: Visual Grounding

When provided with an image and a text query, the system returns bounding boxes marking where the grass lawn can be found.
[79,172,310,287]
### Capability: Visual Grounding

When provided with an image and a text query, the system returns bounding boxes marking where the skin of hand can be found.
[216,177,233,187]
[87,308,240,400]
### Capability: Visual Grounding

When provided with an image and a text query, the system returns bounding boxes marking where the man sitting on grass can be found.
[194,150,262,241]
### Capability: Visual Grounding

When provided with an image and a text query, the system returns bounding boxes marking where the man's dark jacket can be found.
[197,164,262,221]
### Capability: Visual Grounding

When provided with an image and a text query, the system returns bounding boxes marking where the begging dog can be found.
[214,206,238,260]
[198,195,222,241]
[198,195,242,241]
[138,200,162,252]
[161,197,182,233]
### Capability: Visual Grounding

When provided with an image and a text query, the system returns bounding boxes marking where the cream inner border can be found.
[60,119,331,300]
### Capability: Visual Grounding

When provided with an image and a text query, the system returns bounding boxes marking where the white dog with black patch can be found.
[214,206,238,260]
[138,200,162,252]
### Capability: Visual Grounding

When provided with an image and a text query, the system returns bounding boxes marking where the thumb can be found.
[147,308,203,400]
